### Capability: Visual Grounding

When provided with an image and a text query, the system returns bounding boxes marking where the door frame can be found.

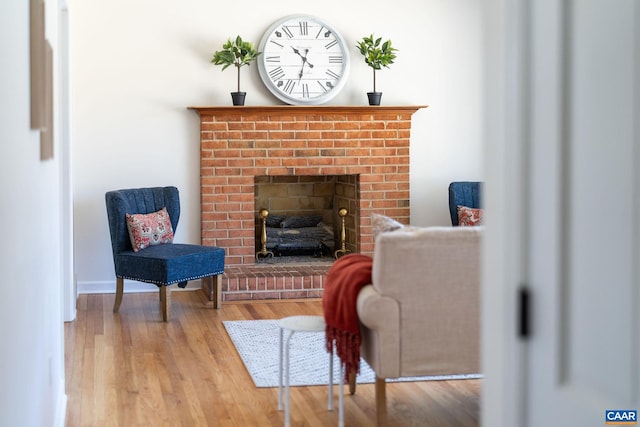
[482,0,528,425]
[60,1,75,322]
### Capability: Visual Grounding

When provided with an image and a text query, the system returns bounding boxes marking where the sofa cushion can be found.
[115,243,225,285]
[457,205,484,226]
[126,207,174,252]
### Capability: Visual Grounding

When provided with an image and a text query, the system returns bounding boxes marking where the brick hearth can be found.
[189,105,425,301]
[221,262,332,301]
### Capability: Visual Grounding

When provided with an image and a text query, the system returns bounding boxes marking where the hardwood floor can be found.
[65,291,480,426]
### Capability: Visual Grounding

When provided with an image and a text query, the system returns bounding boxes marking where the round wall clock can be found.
[257,15,350,105]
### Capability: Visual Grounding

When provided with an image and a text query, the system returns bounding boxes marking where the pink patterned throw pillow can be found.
[126,207,174,252]
[371,213,405,238]
[457,205,484,226]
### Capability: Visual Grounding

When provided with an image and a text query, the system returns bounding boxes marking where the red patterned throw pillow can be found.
[126,207,174,252]
[371,213,405,238]
[457,205,484,226]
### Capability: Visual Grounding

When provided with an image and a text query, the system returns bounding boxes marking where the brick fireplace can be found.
[189,106,425,301]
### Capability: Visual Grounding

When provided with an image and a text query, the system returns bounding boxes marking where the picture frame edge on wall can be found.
[30,0,54,160]
[30,0,46,130]
[41,39,54,161]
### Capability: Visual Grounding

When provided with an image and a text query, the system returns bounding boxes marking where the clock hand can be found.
[291,46,314,69]
[291,47,311,80]
[301,48,314,68]
[298,62,306,80]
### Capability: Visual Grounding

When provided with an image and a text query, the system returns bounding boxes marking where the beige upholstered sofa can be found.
[356,226,482,425]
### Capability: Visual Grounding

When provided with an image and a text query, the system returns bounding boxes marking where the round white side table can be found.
[278,315,344,427]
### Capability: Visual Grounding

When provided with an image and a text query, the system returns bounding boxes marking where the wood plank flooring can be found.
[65,291,480,427]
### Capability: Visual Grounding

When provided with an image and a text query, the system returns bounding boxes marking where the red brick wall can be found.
[191,106,423,267]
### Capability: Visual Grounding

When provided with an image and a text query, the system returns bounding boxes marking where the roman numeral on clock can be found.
[265,56,280,63]
[299,21,308,35]
[325,69,340,80]
[281,26,294,39]
[328,56,342,64]
[268,66,285,81]
[282,79,296,94]
[302,84,309,98]
[316,81,328,93]
[325,39,338,49]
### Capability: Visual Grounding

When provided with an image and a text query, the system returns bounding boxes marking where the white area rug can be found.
[223,319,482,388]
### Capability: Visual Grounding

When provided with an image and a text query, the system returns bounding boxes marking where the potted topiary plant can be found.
[211,35,261,106]
[356,34,398,105]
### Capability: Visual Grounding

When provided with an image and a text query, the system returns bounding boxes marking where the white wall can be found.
[70,0,484,290]
[0,0,66,426]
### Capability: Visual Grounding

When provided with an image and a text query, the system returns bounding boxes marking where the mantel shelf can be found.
[188,105,428,116]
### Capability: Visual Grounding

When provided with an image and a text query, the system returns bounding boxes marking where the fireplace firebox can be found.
[254,174,358,262]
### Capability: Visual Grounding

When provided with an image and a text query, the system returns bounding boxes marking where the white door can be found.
[483,0,640,426]
[525,0,639,425]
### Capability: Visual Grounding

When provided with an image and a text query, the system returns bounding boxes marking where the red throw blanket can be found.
[323,253,373,380]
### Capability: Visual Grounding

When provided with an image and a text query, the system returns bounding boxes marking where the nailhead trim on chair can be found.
[118,269,225,286]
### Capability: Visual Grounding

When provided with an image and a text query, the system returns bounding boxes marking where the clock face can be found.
[258,15,350,105]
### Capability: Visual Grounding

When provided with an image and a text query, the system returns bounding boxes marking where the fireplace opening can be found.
[254,175,359,263]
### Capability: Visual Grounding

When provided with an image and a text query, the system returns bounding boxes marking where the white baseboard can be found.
[77,279,202,294]
[54,380,67,427]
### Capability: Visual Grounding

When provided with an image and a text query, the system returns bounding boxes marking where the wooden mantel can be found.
[188,105,427,116]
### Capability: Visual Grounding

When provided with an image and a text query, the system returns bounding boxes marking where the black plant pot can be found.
[231,92,246,106]
[367,92,382,106]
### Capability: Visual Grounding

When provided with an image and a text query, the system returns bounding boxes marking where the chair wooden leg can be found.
[201,275,223,309]
[213,274,222,309]
[159,286,170,322]
[375,376,387,427]
[113,277,124,313]
[348,369,357,395]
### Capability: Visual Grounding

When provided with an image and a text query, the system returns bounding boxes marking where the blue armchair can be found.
[105,186,225,321]
[448,181,483,226]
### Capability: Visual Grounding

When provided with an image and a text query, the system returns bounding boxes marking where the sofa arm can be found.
[356,285,401,378]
